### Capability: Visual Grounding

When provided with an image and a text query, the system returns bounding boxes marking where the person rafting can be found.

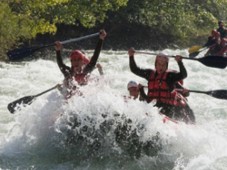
[175,80,190,97]
[217,20,227,38]
[54,29,107,99]
[204,29,221,48]
[126,80,189,101]
[128,48,195,124]
[204,21,227,48]
[205,30,227,56]
[125,80,146,101]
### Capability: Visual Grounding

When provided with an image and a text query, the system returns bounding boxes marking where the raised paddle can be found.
[7,84,59,114]
[136,51,227,69]
[7,32,99,61]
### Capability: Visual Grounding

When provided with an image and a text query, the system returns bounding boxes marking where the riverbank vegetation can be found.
[1,0,227,60]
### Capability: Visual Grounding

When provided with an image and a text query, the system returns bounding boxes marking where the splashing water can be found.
[0,49,227,170]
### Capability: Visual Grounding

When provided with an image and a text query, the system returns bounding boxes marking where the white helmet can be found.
[127,81,138,89]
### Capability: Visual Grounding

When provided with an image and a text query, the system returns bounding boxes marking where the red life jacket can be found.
[147,70,186,106]
[59,69,89,99]
[74,73,89,86]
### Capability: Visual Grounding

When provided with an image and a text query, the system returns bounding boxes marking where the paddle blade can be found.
[7,46,47,61]
[189,51,200,58]
[198,55,227,69]
[207,90,227,100]
[7,96,35,114]
[188,45,203,54]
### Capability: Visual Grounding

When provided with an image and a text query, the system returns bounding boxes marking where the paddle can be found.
[188,45,203,54]
[137,51,227,69]
[189,51,201,58]
[7,84,59,114]
[189,89,227,100]
[189,46,208,58]
[7,32,99,61]
[175,88,227,100]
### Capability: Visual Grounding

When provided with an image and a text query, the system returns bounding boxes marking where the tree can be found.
[104,0,227,47]
[0,0,128,60]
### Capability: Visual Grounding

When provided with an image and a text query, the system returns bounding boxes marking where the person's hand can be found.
[182,88,189,94]
[99,29,107,40]
[175,55,182,62]
[96,63,104,75]
[56,84,63,91]
[96,63,102,69]
[55,41,62,51]
[181,88,190,97]
[128,47,135,57]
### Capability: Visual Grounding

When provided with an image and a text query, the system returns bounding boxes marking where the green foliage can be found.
[107,0,227,46]
[0,0,127,60]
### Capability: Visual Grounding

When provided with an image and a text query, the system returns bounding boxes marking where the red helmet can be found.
[69,50,90,64]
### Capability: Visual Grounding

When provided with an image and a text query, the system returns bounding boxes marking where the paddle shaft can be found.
[177,89,209,95]
[145,84,227,101]
[42,32,100,48]
[137,51,199,60]
[34,85,58,97]
[7,85,58,114]
[136,51,227,69]
[7,32,99,61]
[188,89,227,100]
[60,32,99,44]
[189,44,215,58]
[188,90,208,94]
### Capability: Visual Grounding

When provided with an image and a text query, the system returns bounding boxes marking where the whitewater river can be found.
[0,49,227,170]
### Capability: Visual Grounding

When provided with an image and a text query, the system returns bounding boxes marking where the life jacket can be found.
[74,73,89,86]
[71,64,90,86]
[147,70,186,106]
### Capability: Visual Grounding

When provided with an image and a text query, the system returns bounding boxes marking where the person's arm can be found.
[128,48,153,80]
[138,85,150,102]
[204,36,215,47]
[175,82,190,97]
[55,41,71,78]
[167,55,187,84]
[83,30,107,74]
